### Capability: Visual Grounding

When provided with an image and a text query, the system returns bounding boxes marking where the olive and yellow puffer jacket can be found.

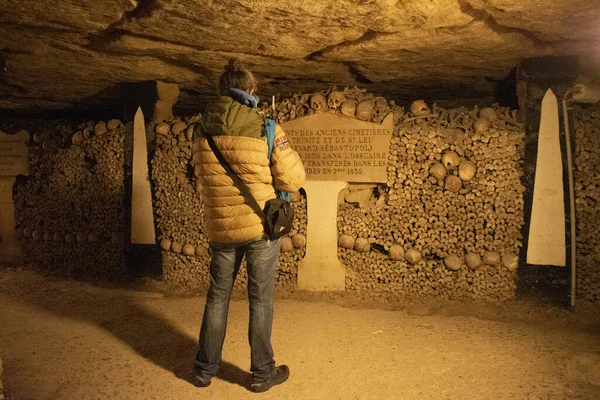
[192,96,305,243]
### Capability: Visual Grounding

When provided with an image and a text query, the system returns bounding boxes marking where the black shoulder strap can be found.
[204,134,266,221]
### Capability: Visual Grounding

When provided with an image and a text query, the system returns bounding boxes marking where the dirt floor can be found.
[1,268,600,400]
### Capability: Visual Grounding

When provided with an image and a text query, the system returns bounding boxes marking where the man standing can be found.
[192,59,305,393]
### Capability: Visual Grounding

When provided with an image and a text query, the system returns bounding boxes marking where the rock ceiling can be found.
[1,0,599,116]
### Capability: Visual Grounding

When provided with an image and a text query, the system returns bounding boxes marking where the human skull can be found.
[445,175,462,192]
[340,100,357,117]
[107,119,122,131]
[327,91,345,109]
[410,100,430,117]
[355,100,374,121]
[472,118,490,134]
[296,104,309,117]
[310,93,327,111]
[479,107,497,122]
[442,151,461,170]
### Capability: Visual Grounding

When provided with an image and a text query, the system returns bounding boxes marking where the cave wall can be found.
[2,0,599,114]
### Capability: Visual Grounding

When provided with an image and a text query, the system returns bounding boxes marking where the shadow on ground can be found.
[0,270,250,390]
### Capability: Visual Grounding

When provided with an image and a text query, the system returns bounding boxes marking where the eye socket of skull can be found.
[310,94,326,110]
[410,100,429,116]
[327,92,345,108]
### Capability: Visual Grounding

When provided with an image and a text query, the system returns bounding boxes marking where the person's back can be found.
[192,59,305,393]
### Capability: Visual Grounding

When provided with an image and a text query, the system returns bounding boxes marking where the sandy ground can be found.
[1,269,600,400]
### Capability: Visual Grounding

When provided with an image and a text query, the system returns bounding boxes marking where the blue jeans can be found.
[194,237,281,382]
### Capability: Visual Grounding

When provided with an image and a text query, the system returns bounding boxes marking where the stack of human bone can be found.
[13,119,126,276]
[151,116,211,287]
[261,87,525,301]
[573,104,600,302]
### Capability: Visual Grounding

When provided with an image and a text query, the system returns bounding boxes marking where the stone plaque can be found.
[281,113,394,182]
[280,113,393,291]
[0,129,29,264]
[0,129,29,176]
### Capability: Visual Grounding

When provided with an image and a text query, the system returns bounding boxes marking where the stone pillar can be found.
[0,129,29,264]
[120,80,179,122]
[154,81,180,123]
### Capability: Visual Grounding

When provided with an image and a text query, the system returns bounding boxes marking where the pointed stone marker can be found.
[282,113,394,291]
[131,107,156,244]
[527,89,566,266]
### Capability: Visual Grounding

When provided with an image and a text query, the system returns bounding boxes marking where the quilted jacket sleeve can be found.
[270,124,306,192]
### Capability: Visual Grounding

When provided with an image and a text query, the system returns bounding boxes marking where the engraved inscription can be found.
[281,113,393,182]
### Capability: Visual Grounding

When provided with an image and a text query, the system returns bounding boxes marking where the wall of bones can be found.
[13,120,127,277]
[8,90,600,302]
[573,104,600,302]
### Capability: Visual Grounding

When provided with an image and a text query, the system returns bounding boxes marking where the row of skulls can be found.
[309,91,432,121]
[308,92,377,121]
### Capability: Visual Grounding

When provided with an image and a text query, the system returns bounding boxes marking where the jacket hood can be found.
[200,96,263,139]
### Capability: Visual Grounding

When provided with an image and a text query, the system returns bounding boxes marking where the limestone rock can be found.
[1,0,599,113]
[156,81,180,103]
